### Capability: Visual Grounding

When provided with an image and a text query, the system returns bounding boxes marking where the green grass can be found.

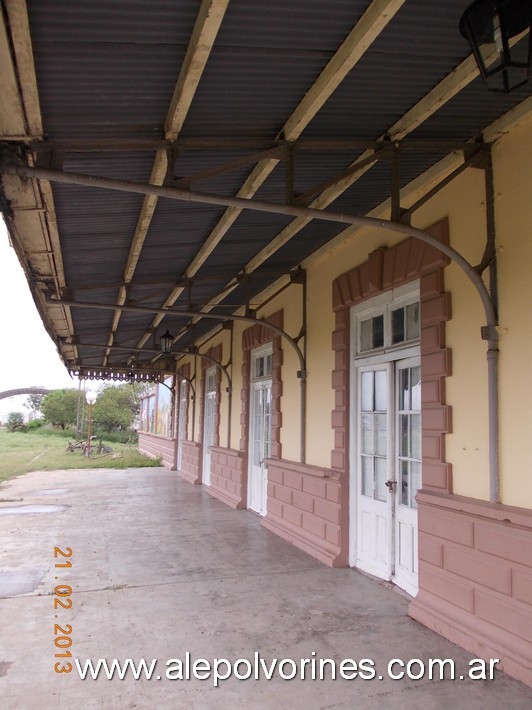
[0,429,161,483]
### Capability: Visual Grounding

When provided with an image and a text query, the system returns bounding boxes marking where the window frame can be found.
[351,282,420,366]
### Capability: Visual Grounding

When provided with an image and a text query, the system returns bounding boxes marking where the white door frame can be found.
[248,344,273,515]
[348,283,421,594]
[202,367,217,486]
[394,356,422,596]
[176,379,188,471]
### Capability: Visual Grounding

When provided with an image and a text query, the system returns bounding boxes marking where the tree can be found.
[41,389,79,429]
[6,411,25,432]
[92,384,136,433]
[25,392,46,415]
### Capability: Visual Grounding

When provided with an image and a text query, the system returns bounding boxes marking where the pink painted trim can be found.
[241,310,283,460]
[199,344,222,484]
[178,440,202,485]
[417,490,532,529]
[330,218,452,493]
[411,491,532,688]
[262,458,344,567]
[138,431,176,470]
[207,446,246,509]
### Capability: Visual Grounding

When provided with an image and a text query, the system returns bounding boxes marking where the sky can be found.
[0,217,78,419]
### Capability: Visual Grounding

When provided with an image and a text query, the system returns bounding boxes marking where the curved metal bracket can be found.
[10,161,497,499]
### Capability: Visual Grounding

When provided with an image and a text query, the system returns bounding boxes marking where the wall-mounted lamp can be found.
[459,0,531,92]
[160,330,174,354]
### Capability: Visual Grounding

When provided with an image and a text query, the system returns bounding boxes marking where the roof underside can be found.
[0,0,531,378]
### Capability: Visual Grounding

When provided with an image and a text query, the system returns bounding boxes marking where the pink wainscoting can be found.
[262,458,347,567]
[207,447,246,509]
[178,440,202,484]
[410,491,532,687]
[138,432,176,469]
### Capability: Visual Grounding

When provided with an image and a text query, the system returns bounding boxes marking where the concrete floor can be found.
[0,468,530,710]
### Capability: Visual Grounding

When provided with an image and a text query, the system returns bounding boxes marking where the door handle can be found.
[385,480,396,491]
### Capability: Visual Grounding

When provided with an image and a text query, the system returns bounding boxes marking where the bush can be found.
[6,412,25,432]
[25,418,44,430]
[94,429,138,444]
[34,426,77,439]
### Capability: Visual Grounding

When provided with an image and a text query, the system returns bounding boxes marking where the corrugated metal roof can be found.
[4,0,530,372]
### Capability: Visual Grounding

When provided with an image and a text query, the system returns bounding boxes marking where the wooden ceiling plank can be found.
[4,0,42,137]
[0,10,26,136]
[2,1,76,362]
[165,0,231,140]
[138,0,406,347]
[104,0,230,362]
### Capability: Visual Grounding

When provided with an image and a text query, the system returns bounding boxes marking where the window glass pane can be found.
[411,366,421,410]
[411,413,421,459]
[399,368,410,410]
[410,462,422,509]
[406,302,420,340]
[361,413,374,454]
[361,372,373,412]
[266,353,273,376]
[401,460,409,506]
[148,396,155,433]
[361,456,373,497]
[373,315,384,348]
[360,318,372,351]
[375,370,387,411]
[400,413,409,457]
[375,457,388,501]
[156,381,172,436]
[391,307,405,343]
[376,413,387,456]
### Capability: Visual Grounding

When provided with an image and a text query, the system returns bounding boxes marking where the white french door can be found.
[248,346,273,515]
[202,368,216,486]
[248,380,272,515]
[176,379,188,471]
[354,364,393,580]
[394,358,422,595]
[351,356,422,595]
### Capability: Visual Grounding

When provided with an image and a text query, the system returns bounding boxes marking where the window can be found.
[252,348,273,380]
[139,388,157,433]
[155,377,174,436]
[356,286,420,356]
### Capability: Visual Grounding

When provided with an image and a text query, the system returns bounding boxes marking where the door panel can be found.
[393,358,421,595]
[351,356,421,595]
[248,380,271,515]
[202,368,216,486]
[354,364,393,579]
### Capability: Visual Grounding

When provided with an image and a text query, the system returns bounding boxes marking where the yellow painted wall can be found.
[493,116,532,507]
[255,286,304,463]
[192,114,532,510]
[412,172,490,501]
[176,354,196,440]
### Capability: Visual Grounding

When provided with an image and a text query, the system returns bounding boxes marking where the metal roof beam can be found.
[170,41,525,342]
[26,137,482,154]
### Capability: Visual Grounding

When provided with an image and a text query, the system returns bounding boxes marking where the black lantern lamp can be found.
[459,0,531,92]
[160,329,174,354]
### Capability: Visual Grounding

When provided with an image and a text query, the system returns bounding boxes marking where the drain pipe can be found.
[4,161,499,501]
